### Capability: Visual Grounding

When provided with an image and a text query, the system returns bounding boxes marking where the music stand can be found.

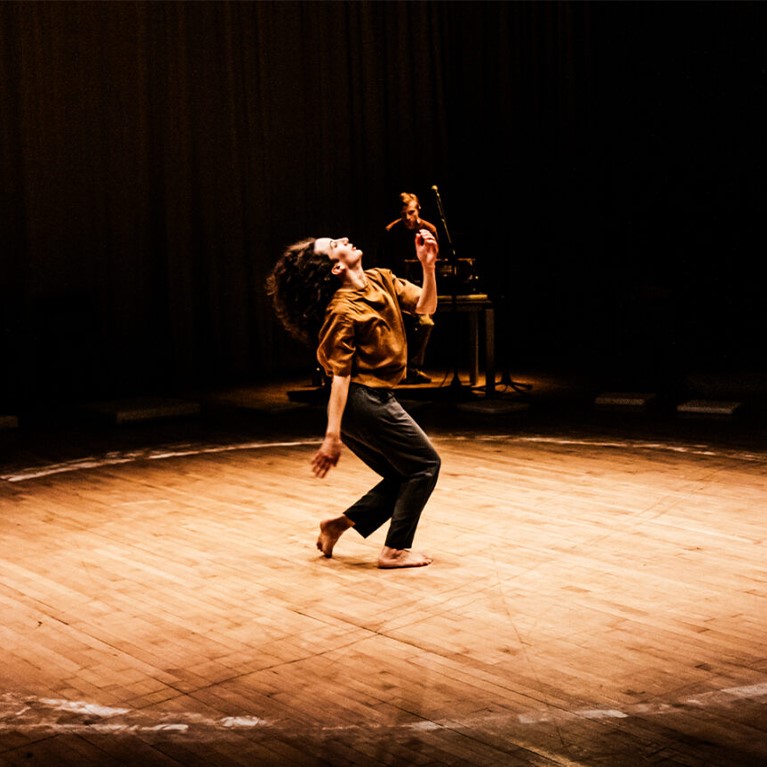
[429,186,472,396]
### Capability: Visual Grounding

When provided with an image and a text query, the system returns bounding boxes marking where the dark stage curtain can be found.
[1,1,765,407]
[0,0,581,403]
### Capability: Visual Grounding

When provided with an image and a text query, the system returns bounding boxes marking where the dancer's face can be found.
[314,237,363,277]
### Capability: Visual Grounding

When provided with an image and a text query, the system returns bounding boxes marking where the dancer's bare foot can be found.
[377,547,432,569]
[316,516,354,558]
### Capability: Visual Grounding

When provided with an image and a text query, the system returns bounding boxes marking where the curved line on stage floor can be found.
[2,433,765,484]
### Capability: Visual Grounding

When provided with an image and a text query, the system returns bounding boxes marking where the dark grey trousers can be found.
[341,384,441,550]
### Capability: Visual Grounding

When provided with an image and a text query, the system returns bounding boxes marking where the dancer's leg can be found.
[339,386,440,565]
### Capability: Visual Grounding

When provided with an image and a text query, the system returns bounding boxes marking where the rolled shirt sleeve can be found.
[317,312,356,378]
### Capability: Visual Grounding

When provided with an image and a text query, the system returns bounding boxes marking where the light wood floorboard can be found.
[1,416,766,766]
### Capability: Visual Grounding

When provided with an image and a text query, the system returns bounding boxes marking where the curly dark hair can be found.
[265,238,340,347]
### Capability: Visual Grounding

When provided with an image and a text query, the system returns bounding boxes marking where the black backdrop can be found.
[2,1,765,407]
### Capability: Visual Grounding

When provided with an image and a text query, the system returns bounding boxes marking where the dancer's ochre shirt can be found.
[317,268,421,388]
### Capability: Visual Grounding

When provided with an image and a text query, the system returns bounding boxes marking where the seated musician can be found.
[379,192,438,384]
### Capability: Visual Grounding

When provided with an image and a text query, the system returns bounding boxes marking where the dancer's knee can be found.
[426,452,441,481]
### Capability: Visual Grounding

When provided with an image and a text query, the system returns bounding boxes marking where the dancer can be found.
[266,229,441,568]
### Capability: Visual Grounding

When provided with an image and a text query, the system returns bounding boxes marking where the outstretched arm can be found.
[414,228,439,315]
[311,373,350,478]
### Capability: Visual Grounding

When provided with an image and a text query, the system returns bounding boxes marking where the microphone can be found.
[430,184,453,250]
[431,184,445,216]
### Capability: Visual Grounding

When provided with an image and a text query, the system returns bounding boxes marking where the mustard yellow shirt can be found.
[317,269,421,388]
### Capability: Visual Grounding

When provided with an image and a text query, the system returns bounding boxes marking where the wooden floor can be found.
[1,375,766,766]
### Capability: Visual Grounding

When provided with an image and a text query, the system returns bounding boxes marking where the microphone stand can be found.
[431,186,470,394]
